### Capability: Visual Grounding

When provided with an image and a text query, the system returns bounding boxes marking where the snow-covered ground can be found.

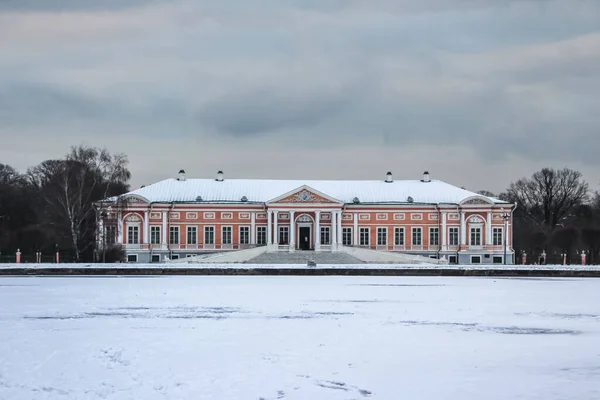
[1,276,599,399]
[1,262,600,270]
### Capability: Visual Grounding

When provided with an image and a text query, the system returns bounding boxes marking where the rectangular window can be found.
[471,255,482,264]
[394,227,405,246]
[169,226,179,244]
[239,226,249,245]
[342,227,352,246]
[377,227,387,246]
[279,226,289,245]
[151,254,160,262]
[320,226,331,245]
[187,226,197,245]
[150,226,161,244]
[493,256,503,264]
[470,227,482,246]
[448,255,458,264]
[449,227,459,246]
[222,226,232,244]
[493,228,503,246]
[127,226,139,244]
[412,227,422,246]
[105,226,116,244]
[204,226,214,244]
[359,227,370,246]
[256,226,267,245]
[429,227,439,246]
[127,254,137,262]
[171,254,179,260]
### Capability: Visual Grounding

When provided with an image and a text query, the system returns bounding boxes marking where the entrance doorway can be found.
[299,227,311,250]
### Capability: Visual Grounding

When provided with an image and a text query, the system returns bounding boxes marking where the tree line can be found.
[1,145,599,263]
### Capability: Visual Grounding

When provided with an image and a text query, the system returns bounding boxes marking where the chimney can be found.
[178,169,186,181]
[385,171,393,183]
[215,170,224,182]
[421,171,430,183]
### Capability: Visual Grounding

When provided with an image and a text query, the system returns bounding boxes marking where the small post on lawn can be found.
[16,249,21,264]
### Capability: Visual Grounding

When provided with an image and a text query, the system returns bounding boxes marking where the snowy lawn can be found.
[0,276,599,399]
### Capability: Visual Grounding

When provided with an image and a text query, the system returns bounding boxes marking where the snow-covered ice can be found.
[0,276,599,399]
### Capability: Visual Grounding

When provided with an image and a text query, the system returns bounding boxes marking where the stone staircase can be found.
[246,251,365,265]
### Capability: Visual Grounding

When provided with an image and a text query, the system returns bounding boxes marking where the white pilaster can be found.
[289,211,295,252]
[267,210,272,245]
[250,212,256,245]
[460,211,466,246]
[353,213,358,246]
[162,211,167,244]
[117,210,123,244]
[486,212,492,245]
[315,210,321,252]
[441,212,447,251]
[331,212,337,251]
[143,210,149,244]
[273,211,279,245]
[337,211,343,248]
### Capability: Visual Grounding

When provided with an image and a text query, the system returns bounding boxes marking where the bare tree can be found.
[506,168,589,231]
[477,190,496,197]
[28,146,130,261]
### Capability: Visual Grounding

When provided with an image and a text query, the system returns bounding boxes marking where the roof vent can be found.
[241,196,248,202]
[385,171,393,183]
[407,196,414,203]
[177,169,186,181]
[421,171,430,183]
[195,196,203,202]
[353,197,360,204]
[215,170,224,182]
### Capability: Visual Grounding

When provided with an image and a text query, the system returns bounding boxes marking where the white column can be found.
[117,210,123,244]
[486,212,492,245]
[143,210,149,244]
[162,211,167,245]
[273,211,279,245]
[337,211,343,247]
[460,211,466,246]
[441,212,447,251]
[250,212,256,245]
[267,210,272,245]
[331,212,337,251]
[353,213,358,246]
[289,211,295,252]
[315,210,321,251]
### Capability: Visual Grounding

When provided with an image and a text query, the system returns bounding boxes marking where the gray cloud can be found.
[1,0,600,192]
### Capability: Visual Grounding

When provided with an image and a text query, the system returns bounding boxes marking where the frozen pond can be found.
[0,276,599,399]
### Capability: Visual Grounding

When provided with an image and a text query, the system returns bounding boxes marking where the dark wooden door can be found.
[299,227,311,250]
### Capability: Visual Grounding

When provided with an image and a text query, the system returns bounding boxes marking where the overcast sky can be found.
[1,0,599,194]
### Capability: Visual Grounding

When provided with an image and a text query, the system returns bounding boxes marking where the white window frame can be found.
[429,227,439,246]
[448,255,458,264]
[239,226,250,245]
[470,227,482,246]
[492,255,503,264]
[492,227,503,246]
[448,227,459,246]
[342,227,352,246]
[470,255,482,264]
[279,226,289,245]
[412,227,422,246]
[256,226,267,245]
[394,227,405,246]
[151,254,160,262]
[359,227,370,246]
[150,226,161,245]
[127,254,138,262]
[320,226,331,245]
[204,226,215,245]
[169,226,179,245]
[222,226,233,245]
[187,226,197,245]
[127,225,139,244]
[377,227,387,246]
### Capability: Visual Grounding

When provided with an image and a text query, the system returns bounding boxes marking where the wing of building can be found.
[95,170,516,264]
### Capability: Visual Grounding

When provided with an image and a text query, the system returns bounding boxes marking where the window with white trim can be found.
[222,226,232,244]
[279,226,289,245]
[204,226,214,244]
[429,227,439,246]
[448,227,459,246]
[150,226,161,244]
[470,227,482,246]
[169,226,179,244]
[412,227,422,246]
[394,227,405,245]
[359,227,370,246]
[187,226,197,245]
[239,226,249,245]
[471,255,482,264]
[105,226,116,244]
[127,254,137,262]
[377,227,387,246]
[320,226,331,245]
[493,227,503,246]
[342,227,352,246]
[256,226,266,245]
[127,226,139,244]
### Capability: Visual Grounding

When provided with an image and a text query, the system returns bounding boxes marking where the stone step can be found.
[247,251,365,265]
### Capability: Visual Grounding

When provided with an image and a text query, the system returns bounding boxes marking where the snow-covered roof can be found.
[115,177,509,205]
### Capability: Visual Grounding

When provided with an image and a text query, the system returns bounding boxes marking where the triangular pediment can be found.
[267,185,342,205]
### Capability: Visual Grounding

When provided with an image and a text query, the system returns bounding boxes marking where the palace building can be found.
[96,170,515,264]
